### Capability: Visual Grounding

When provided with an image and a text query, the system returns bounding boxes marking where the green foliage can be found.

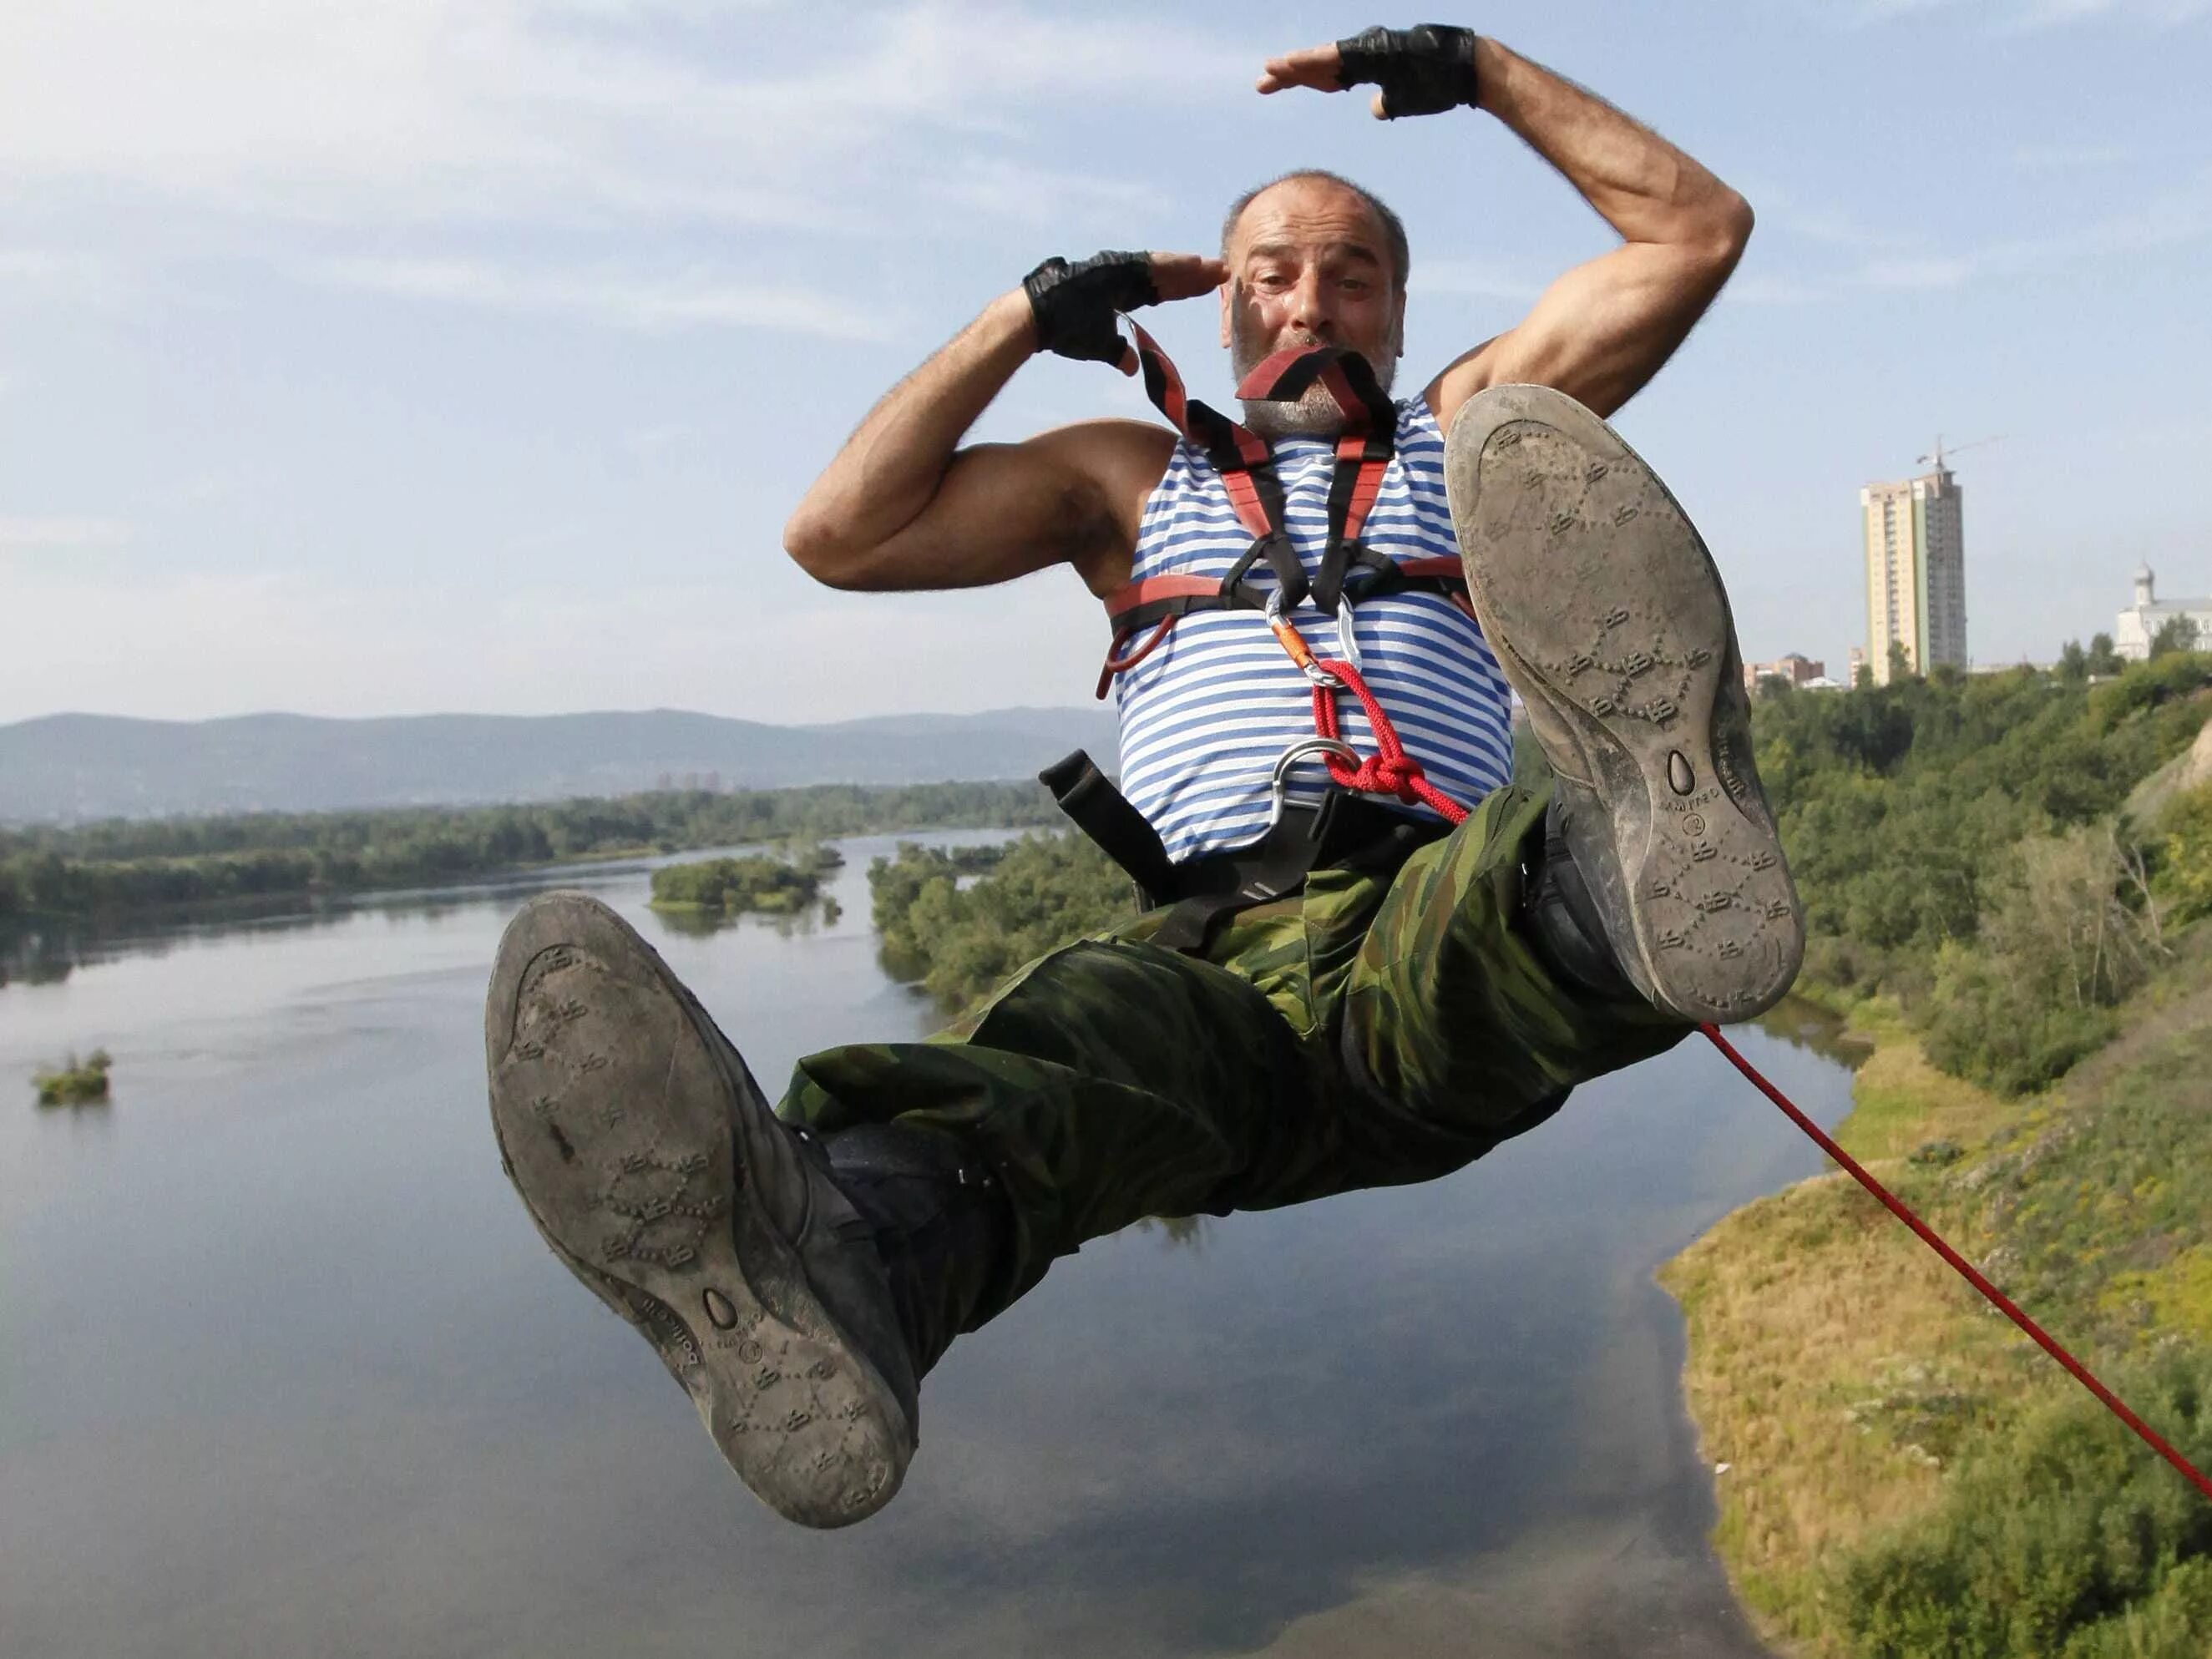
[649,850,828,915]
[2090,634,2127,677]
[2156,782,2212,925]
[868,832,1134,1009]
[0,781,1059,924]
[33,1048,112,1105]
[1757,656,2211,1091]
[1824,1018,2212,1654]
[1922,938,2118,1095]
[1835,1350,2212,1659]
[2149,615,2202,660]
[1916,826,2157,1093]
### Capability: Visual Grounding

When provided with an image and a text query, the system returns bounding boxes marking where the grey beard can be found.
[1230,341,1397,439]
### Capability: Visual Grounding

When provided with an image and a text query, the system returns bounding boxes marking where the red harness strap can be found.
[1099,335,1472,651]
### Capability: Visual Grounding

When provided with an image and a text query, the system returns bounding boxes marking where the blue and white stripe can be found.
[1116,398,1515,863]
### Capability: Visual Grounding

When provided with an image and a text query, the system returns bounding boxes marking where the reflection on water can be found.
[652,899,843,940]
[0,832,1855,1659]
[1755,994,1876,1069]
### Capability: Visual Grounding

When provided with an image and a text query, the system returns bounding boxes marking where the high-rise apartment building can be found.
[1861,463,1967,684]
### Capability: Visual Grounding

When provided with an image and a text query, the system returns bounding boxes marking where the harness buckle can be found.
[1268,736,1363,829]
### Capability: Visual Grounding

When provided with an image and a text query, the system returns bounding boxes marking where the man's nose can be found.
[1288,271,1335,337]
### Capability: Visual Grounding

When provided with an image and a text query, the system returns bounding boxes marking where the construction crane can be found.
[1918,433,2003,472]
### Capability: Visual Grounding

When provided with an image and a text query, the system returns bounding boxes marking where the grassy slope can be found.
[1663,938,2212,1656]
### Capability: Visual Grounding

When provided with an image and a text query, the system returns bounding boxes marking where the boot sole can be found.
[1443,386,1804,1023]
[484,891,909,1528]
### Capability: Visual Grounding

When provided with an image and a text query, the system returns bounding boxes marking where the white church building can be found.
[2116,565,2212,660]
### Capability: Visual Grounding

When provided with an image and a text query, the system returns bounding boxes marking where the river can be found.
[0,834,1860,1659]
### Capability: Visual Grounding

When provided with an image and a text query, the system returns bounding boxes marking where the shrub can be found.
[33,1048,112,1105]
[1836,1349,2212,1657]
[1922,940,2118,1095]
[2156,781,2212,925]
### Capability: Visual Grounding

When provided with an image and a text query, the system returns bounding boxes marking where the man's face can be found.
[1220,177,1405,438]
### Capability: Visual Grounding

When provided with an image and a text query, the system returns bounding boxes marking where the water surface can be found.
[0,837,1856,1657]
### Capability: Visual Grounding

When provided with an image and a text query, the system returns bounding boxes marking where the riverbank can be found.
[1663,949,2212,1656]
[0,779,1060,937]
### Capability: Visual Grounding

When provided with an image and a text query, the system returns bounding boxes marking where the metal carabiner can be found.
[1268,736,1363,828]
[1264,589,1343,689]
[1332,596,1364,674]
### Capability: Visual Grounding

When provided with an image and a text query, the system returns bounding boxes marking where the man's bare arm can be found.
[782,256,1222,594]
[1428,39,1751,422]
[1258,33,1751,422]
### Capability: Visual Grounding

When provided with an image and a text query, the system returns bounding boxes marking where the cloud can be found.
[1845,0,2209,25]
[1724,160,2212,304]
[0,2,1251,232]
[1411,258,1543,302]
[0,518,131,550]
[1856,255,1976,291]
[2012,140,2139,169]
[310,255,895,339]
[926,159,1172,225]
[2000,0,2211,26]
[0,248,120,301]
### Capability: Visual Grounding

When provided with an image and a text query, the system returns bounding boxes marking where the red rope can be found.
[1698,1021,2212,1505]
[1307,655,1470,826]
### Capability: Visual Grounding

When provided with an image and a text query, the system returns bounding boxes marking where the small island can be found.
[34,1049,112,1105]
[649,844,841,918]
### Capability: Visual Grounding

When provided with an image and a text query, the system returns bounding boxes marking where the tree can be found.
[1853,659,1874,690]
[2058,640,2089,683]
[2149,613,2201,659]
[2088,632,2126,676]
[1887,639,1913,684]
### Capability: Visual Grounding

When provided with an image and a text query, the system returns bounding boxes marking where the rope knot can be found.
[1370,753,1425,799]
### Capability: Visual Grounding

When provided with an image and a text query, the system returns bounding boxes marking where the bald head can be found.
[1221,170,1409,293]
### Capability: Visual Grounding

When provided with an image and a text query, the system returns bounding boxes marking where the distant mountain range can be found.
[0,707,1121,824]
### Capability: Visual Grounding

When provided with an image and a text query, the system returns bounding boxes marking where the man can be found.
[484,27,1800,1531]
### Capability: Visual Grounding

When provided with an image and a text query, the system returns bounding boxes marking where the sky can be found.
[3,0,2209,726]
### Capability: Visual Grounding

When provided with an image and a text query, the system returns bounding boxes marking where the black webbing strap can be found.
[1038,750,1178,907]
[1041,747,1453,955]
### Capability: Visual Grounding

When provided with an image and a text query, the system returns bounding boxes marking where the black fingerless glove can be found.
[1023,250,1157,364]
[1334,24,1481,119]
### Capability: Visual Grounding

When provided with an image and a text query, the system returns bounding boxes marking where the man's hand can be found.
[1025,250,1229,375]
[1258,26,1482,120]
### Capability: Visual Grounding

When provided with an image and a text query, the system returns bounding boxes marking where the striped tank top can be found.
[1115,397,1516,863]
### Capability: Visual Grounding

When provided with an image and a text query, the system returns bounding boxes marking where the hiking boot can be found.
[1443,384,1804,1024]
[484,892,1003,1528]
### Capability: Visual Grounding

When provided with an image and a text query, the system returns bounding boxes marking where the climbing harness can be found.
[1049,323,1477,948]
[1058,319,2212,1505]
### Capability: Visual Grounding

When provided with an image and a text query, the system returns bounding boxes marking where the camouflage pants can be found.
[780,779,1686,1326]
